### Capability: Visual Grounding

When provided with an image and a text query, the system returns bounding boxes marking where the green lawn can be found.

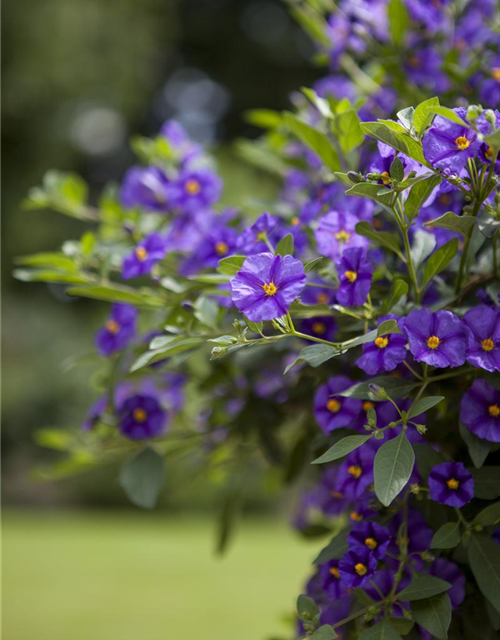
[3,510,315,640]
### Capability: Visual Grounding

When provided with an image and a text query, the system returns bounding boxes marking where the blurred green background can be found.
[2,1,320,638]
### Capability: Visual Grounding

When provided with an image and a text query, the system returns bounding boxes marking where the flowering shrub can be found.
[16,0,500,638]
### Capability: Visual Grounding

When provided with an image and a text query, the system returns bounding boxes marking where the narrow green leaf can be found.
[413,97,440,134]
[430,522,461,549]
[459,422,491,468]
[297,594,320,625]
[382,280,409,313]
[336,108,364,153]
[405,174,442,220]
[66,284,163,307]
[345,182,394,207]
[217,255,246,276]
[397,574,451,601]
[339,377,419,401]
[390,157,405,181]
[313,435,372,464]
[411,594,451,639]
[284,344,340,373]
[468,534,500,611]
[130,337,205,371]
[284,113,340,172]
[356,221,402,256]
[243,109,282,129]
[424,212,476,237]
[276,233,294,256]
[407,396,444,419]
[360,122,428,165]
[421,238,458,288]
[358,618,403,640]
[410,229,436,270]
[388,0,409,45]
[313,529,349,564]
[430,106,468,126]
[310,624,338,640]
[374,431,415,507]
[119,447,165,509]
[472,500,500,527]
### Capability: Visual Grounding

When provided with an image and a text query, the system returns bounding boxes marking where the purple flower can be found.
[404,47,449,93]
[120,166,170,212]
[339,548,377,588]
[230,252,306,322]
[121,232,168,279]
[313,376,362,434]
[356,316,408,375]
[347,521,391,560]
[400,309,467,368]
[428,461,474,507]
[183,222,238,273]
[335,444,375,500]
[237,212,278,254]
[166,167,222,215]
[480,62,500,108]
[118,394,169,440]
[301,279,336,306]
[318,560,347,599]
[461,379,500,442]
[95,304,138,356]
[422,108,481,172]
[463,305,500,373]
[315,210,369,259]
[300,317,336,343]
[336,248,373,307]
[429,558,465,609]
[160,120,202,163]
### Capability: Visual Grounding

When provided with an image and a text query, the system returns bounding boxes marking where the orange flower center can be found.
[447,478,459,490]
[344,270,357,283]
[492,67,500,82]
[317,293,329,305]
[185,179,201,195]
[329,567,340,578]
[482,338,495,352]
[485,146,494,160]
[262,281,278,296]
[375,336,389,349]
[291,216,300,226]
[350,511,363,521]
[380,171,391,185]
[327,398,341,413]
[355,563,367,576]
[364,537,377,550]
[455,136,470,151]
[363,401,374,412]
[133,408,147,423]
[105,320,120,334]
[489,404,500,418]
[312,322,326,335]
[348,464,362,479]
[427,335,440,349]
[135,246,148,262]
[215,241,228,256]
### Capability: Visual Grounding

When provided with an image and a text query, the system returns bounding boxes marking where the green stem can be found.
[332,606,370,631]
[392,198,420,303]
[455,196,483,293]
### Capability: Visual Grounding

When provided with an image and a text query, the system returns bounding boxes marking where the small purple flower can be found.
[339,548,377,588]
[461,379,500,442]
[315,210,369,259]
[404,47,449,93]
[463,305,500,373]
[166,167,222,215]
[347,521,391,560]
[301,279,336,306]
[95,304,138,356]
[120,166,170,212]
[356,316,408,375]
[480,61,500,108]
[422,108,481,172]
[336,248,373,307]
[122,232,168,279]
[300,317,336,343]
[400,309,467,368]
[313,376,362,434]
[318,560,347,599]
[118,394,169,440]
[335,445,375,500]
[428,461,474,508]
[230,252,306,322]
[237,212,277,254]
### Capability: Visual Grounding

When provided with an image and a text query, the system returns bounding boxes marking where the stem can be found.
[455,196,483,293]
[392,198,420,303]
[332,606,370,631]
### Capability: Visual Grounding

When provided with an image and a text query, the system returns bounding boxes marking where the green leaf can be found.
[430,106,468,127]
[374,431,415,507]
[424,212,476,237]
[407,396,444,419]
[284,344,340,373]
[336,108,364,153]
[305,257,327,272]
[297,594,320,625]
[411,593,451,639]
[421,238,458,288]
[243,108,282,129]
[459,422,491,468]
[276,233,294,256]
[470,467,500,500]
[413,97,440,134]
[284,113,340,172]
[360,122,428,165]
[313,435,372,464]
[405,174,442,221]
[346,183,394,207]
[15,252,78,271]
[397,574,451,602]
[119,447,165,509]
[310,624,338,640]
[217,255,246,276]
[410,229,436,270]
[289,4,330,46]
[216,480,243,555]
[358,618,403,640]
[13,269,90,285]
[302,87,334,119]
[413,443,444,480]
[387,618,414,636]
[356,221,403,256]
[339,377,419,401]
[313,530,349,564]
[390,157,405,181]
[430,522,461,549]
[468,534,500,611]
[397,107,415,131]
[478,213,500,239]
[472,500,500,527]
[485,128,500,150]
[193,297,219,329]
[66,284,163,307]
[382,280,409,313]
[388,0,408,45]
[131,337,205,371]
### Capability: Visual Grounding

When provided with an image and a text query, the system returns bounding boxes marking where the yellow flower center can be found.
[364,537,378,550]
[335,229,351,242]
[347,464,362,479]
[438,193,452,206]
[291,216,300,226]
[329,567,340,579]
[215,241,229,256]
[455,136,470,151]
[344,270,357,283]
[427,335,440,349]
[482,338,495,352]
[492,67,500,82]
[317,293,329,305]
[485,146,494,160]
[105,320,120,334]
[350,511,363,521]
[447,478,459,490]
[185,179,201,195]
[380,171,391,185]
[331,490,343,499]
[312,322,326,335]
[262,281,278,296]
[133,408,147,423]
[327,398,341,413]
[355,563,367,576]
[135,246,148,262]
[363,401,374,412]
[489,404,500,418]
[375,336,389,349]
